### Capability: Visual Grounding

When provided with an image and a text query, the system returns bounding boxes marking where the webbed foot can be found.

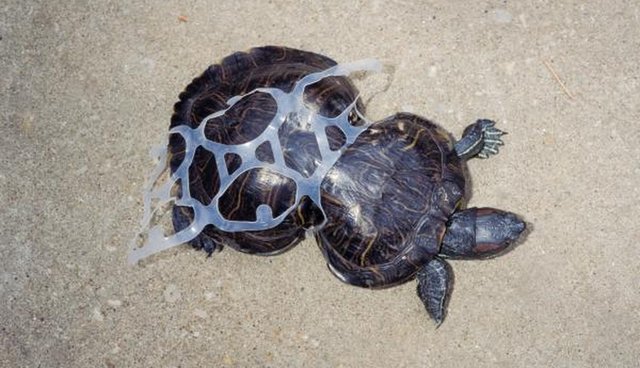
[455,119,506,160]
[416,257,452,326]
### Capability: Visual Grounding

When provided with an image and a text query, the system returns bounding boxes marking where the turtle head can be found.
[441,207,526,259]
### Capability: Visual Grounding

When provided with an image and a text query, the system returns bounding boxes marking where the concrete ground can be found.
[2,1,639,367]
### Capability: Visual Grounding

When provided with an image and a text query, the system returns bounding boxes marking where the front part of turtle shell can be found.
[316,113,466,288]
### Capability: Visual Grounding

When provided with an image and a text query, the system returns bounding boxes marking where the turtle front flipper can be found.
[416,257,452,326]
[454,119,506,160]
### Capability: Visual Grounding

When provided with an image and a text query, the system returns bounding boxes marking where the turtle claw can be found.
[478,124,506,159]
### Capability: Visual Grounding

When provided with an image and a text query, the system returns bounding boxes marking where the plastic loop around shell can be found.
[129,59,382,264]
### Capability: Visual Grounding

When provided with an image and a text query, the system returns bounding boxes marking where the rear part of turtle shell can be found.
[129,46,382,263]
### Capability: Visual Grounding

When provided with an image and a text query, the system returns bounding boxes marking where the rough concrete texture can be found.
[2,1,639,367]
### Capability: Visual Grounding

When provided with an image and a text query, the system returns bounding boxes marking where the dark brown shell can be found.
[316,113,466,288]
[169,46,362,254]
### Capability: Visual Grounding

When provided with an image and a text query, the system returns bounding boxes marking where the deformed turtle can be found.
[167,46,361,255]
[317,113,525,324]
[146,46,525,324]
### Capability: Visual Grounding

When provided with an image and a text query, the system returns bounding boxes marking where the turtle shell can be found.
[169,46,363,254]
[316,113,466,288]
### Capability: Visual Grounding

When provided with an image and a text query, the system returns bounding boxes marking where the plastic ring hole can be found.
[203,91,277,144]
[224,152,242,175]
[255,141,275,164]
[325,125,347,151]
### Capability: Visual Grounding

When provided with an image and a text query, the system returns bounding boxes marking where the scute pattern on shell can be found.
[167,46,366,255]
[129,46,527,327]
[317,113,466,288]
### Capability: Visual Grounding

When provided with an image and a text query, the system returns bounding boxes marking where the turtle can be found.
[168,46,361,255]
[316,113,526,324]
[166,46,526,324]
